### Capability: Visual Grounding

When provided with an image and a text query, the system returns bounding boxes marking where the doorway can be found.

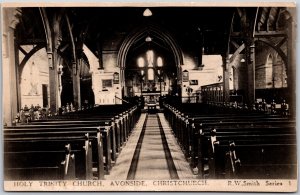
[42,84,48,107]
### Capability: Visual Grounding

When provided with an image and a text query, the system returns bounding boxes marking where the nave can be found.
[2,5,297,185]
[4,102,296,181]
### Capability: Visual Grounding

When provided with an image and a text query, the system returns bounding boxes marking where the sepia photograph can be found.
[1,2,297,192]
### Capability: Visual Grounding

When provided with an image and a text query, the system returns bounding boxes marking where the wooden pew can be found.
[166,106,294,160]
[200,126,296,178]
[162,103,296,180]
[4,143,76,180]
[4,131,104,180]
[203,128,296,178]
[211,142,297,179]
[4,126,110,176]
[8,107,138,164]
[4,105,140,180]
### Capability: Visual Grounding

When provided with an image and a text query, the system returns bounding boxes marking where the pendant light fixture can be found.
[143,8,152,17]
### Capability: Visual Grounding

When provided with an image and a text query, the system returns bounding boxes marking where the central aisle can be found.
[129,114,177,180]
[105,113,196,180]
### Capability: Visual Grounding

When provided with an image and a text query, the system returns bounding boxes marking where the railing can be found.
[115,96,130,104]
[181,96,200,103]
[201,82,223,104]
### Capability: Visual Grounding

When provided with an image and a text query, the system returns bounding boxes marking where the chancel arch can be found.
[117,24,184,88]
[122,27,180,107]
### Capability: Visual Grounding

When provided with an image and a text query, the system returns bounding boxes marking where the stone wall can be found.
[255,41,287,89]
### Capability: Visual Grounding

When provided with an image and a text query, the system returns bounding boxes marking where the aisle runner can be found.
[158,113,196,179]
[105,114,147,180]
[133,114,175,179]
[106,113,195,180]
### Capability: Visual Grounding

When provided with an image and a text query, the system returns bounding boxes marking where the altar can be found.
[142,91,161,111]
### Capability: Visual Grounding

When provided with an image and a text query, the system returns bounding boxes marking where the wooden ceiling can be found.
[15,7,292,62]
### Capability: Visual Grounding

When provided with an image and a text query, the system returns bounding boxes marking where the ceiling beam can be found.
[252,7,260,37]
[18,46,27,55]
[226,11,236,57]
[230,40,240,49]
[229,43,245,63]
[256,8,263,32]
[236,8,243,18]
[231,31,241,37]
[254,30,287,37]
[264,7,272,32]
[276,37,287,48]
[39,8,52,55]
[18,38,46,45]
[65,13,77,74]
[273,8,282,31]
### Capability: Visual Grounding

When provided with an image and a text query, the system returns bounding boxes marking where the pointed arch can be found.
[255,39,287,67]
[39,8,52,55]
[19,45,46,79]
[265,54,273,88]
[117,24,184,86]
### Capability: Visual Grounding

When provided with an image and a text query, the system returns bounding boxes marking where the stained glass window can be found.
[157,57,163,67]
[138,57,145,67]
[148,68,154,80]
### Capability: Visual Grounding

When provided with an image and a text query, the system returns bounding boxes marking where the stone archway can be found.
[117,24,184,88]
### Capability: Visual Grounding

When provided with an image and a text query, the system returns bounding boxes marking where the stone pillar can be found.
[15,41,21,111]
[287,17,296,117]
[3,8,21,125]
[245,39,255,106]
[7,28,18,125]
[48,12,63,114]
[72,61,81,109]
[48,52,59,114]
[222,54,230,103]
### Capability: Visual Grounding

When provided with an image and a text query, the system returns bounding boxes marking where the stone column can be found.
[287,16,296,117]
[72,61,81,109]
[48,12,63,114]
[48,51,59,114]
[245,39,255,106]
[7,28,18,124]
[222,54,230,103]
[15,40,21,111]
[3,8,21,125]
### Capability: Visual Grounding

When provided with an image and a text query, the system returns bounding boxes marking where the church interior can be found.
[2,5,297,182]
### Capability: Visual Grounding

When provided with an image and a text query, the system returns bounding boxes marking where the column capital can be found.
[8,8,22,29]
